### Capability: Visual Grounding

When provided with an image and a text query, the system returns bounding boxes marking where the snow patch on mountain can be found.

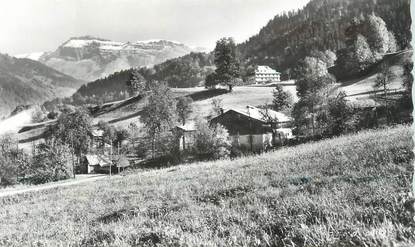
[63,39,125,49]
[35,36,202,81]
[15,52,46,61]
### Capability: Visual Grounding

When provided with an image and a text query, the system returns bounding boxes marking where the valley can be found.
[0,0,413,246]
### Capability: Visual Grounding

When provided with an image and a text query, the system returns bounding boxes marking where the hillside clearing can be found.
[0,125,413,246]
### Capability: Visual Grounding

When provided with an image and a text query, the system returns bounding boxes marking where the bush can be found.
[0,135,20,186]
[25,142,73,185]
[192,119,231,160]
[0,155,17,186]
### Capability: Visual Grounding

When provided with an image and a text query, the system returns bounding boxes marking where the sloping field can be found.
[0,125,413,246]
[338,50,411,104]
[190,86,297,119]
[95,86,286,128]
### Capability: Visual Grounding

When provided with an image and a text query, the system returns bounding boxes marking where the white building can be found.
[255,65,281,84]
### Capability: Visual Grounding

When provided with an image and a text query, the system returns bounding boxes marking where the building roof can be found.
[223,106,292,123]
[175,121,196,132]
[255,65,281,74]
[116,156,130,168]
[90,129,104,137]
[85,154,112,167]
[275,128,292,134]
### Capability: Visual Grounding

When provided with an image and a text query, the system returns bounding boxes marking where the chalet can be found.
[255,65,281,84]
[210,106,293,152]
[81,154,130,174]
[173,121,196,151]
[81,154,113,174]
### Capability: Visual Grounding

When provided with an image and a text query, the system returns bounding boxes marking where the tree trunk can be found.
[152,134,156,159]
[384,84,389,125]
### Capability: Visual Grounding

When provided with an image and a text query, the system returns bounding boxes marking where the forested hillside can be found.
[142,52,214,88]
[0,53,83,117]
[238,0,411,76]
[43,52,214,107]
[43,0,411,107]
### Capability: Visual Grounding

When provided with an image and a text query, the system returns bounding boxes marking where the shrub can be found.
[25,142,73,185]
[192,119,231,160]
[0,134,20,185]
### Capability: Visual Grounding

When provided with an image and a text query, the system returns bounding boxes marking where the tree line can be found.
[238,0,410,78]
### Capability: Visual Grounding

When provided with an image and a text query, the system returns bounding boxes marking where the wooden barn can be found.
[173,121,197,151]
[81,154,112,174]
[210,106,293,152]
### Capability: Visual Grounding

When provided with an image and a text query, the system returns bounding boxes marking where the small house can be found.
[173,121,197,151]
[114,155,130,172]
[82,154,113,174]
[210,106,293,152]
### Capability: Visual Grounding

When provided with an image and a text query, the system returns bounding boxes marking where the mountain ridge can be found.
[19,36,200,82]
[0,53,84,118]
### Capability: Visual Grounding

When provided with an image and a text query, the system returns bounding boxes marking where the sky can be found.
[0,0,309,55]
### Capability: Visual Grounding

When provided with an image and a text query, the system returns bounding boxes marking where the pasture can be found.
[0,125,413,246]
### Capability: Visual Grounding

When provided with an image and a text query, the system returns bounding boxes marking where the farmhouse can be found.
[210,106,293,152]
[81,154,113,174]
[255,65,281,84]
[173,121,196,151]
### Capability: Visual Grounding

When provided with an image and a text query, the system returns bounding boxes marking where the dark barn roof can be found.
[210,106,292,136]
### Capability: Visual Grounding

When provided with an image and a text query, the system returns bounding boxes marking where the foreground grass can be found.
[0,125,413,246]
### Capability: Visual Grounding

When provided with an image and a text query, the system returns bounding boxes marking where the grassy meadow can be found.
[94,86,281,129]
[0,125,413,246]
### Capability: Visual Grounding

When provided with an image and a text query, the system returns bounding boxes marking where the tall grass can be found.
[0,125,413,246]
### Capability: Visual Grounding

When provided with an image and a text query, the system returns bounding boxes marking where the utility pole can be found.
[118,142,120,174]
[71,134,75,179]
[247,106,253,152]
[110,144,112,177]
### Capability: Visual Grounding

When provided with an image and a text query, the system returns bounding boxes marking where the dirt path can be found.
[0,174,110,198]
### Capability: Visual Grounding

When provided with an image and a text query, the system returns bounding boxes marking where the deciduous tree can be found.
[294,56,336,137]
[141,81,177,158]
[374,62,396,124]
[211,37,240,91]
[47,109,92,173]
[176,96,193,125]
[366,14,390,57]
[192,118,231,160]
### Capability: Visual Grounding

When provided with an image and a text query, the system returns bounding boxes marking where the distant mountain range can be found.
[39,0,410,106]
[17,36,201,82]
[0,53,83,117]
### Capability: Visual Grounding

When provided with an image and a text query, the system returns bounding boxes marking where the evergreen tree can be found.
[272,84,292,111]
[126,69,147,96]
